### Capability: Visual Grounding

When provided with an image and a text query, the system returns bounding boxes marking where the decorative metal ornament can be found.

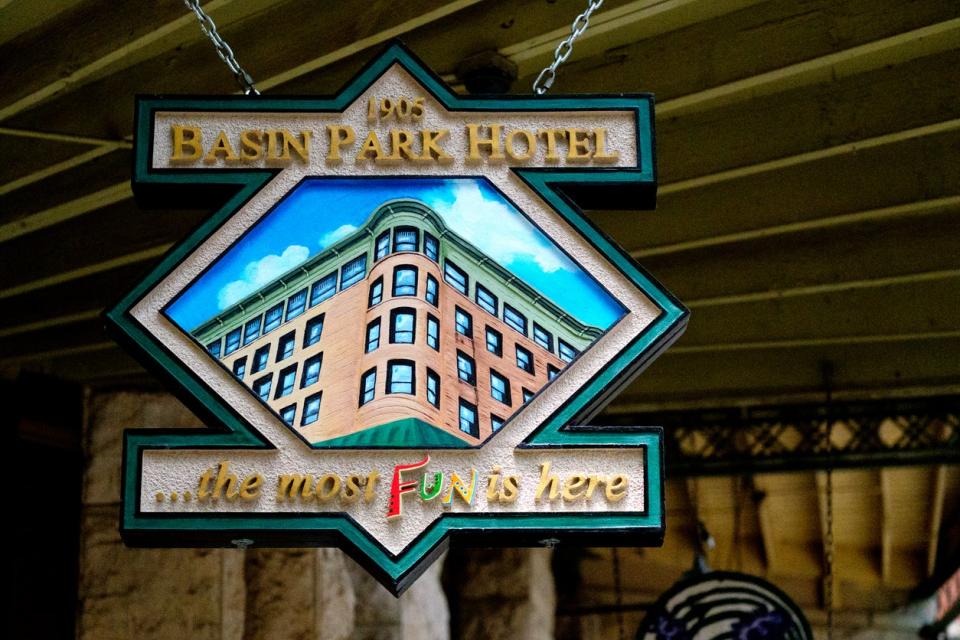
[108,42,687,595]
[638,571,813,640]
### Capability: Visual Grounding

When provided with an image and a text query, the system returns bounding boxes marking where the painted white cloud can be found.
[429,181,575,273]
[217,244,309,309]
[319,223,358,248]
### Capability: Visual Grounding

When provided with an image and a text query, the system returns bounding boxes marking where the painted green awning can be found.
[317,418,471,448]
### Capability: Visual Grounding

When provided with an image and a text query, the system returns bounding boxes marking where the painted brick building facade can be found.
[188,199,605,446]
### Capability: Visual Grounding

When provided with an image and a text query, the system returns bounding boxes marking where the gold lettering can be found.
[326,125,355,163]
[171,125,202,161]
[592,128,618,162]
[279,129,311,162]
[566,128,592,162]
[240,130,263,161]
[277,474,316,501]
[466,124,504,161]
[364,471,380,503]
[355,130,385,162]
[534,461,561,502]
[537,129,564,162]
[239,473,262,500]
[506,129,536,161]
[204,130,239,163]
[317,474,341,502]
[420,129,452,163]
[562,474,587,501]
[342,475,363,503]
[605,475,628,502]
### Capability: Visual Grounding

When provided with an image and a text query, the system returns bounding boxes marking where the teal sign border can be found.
[107,41,688,595]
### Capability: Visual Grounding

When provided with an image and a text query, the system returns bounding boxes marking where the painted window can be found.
[375,231,390,260]
[533,323,554,353]
[340,254,367,290]
[485,327,502,357]
[232,357,246,379]
[359,368,377,406]
[393,226,419,252]
[558,339,579,363]
[275,365,297,399]
[387,360,415,395]
[301,393,321,425]
[423,232,439,261]
[425,274,439,306]
[426,368,440,408]
[491,415,505,432]
[243,315,262,345]
[304,315,324,347]
[393,265,418,297]
[263,302,284,334]
[252,345,270,373]
[390,308,416,344]
[547,364,560,381]
[301,354,322,388]
[277,331,296,362]
[459,399,478,437]
[475,284,498,316]
[503,304,527,336]
[427,314,439,351]
[490,369,512,406]
[207,339,222,358]
[285,288,308,321]
[515,345,533,374]
[310,272,337,307]
[366,319,381,353]
[280,404,296,426]
[224,327,241,355]
[443,259,468,295]
[457,351,476,385]
[254,375,272,402]
[522,388,534,403]
[455,307,473,338]
[368,277,383,307]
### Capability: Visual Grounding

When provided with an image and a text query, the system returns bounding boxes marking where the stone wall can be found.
[78,390,556,640]
[77,391,451,640]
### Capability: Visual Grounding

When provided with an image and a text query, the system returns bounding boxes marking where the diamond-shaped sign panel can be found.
[108,42,687,595]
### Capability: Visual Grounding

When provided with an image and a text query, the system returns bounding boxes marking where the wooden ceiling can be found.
[1,0,958,631]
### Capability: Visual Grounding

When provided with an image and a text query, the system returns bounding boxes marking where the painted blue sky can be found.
[167,178,625,331]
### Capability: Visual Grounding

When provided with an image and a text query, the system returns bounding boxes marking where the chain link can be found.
[533,0,605,95]
[182,0,259,95]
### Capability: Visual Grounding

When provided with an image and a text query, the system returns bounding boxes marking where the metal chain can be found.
[532,0,605,95]
[182,0,259,95]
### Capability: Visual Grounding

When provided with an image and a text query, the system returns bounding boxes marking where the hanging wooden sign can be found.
[107,42,687,595]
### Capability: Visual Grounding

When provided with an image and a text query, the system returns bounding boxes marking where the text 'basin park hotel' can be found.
[183,196,610,447]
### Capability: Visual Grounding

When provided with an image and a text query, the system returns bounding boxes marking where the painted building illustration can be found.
[189,199,603,447]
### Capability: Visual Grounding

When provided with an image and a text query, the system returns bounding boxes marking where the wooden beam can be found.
[0,244,170,300]
[0,341,115,365]
[659,118,960,196]
[0,0,262,122]
[928,465,948,576]
[633,196,960,258]
[0,147,118,196]
[668,331,960,355]
[0,310,101,339]
[0,126,131,148]
[687,269,960,309]
[0,182,131,242]
[656,18,960,118]
[501,0,766,79]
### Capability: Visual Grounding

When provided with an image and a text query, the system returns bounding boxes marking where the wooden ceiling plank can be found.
[656,18,960,119]
[0,146,117,196]
[0,0,274,122]
[633,196,960,258]
[687,269,960,309]
[0,310,102,339]
[0,244,170,300]
[927,465,947,577]
[660,118,960,195]
[0,182,131,242]
[0,126,131,148]
[0,341,115,365]
[880,469,894,585]
[669,331,960,355]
